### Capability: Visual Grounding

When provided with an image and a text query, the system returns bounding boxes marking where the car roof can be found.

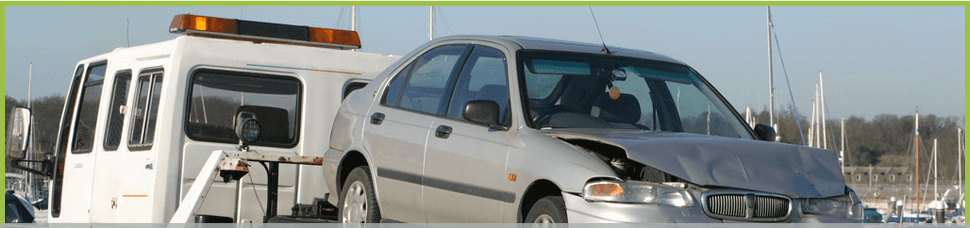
[435,35,687,66]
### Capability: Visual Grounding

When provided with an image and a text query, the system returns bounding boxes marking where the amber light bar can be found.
[169,14,361,50]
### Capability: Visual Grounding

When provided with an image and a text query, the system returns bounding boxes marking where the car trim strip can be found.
[376,167,422,185]
[377,167,516,203]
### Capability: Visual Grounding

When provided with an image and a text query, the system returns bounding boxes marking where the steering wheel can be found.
[532,105,580,126]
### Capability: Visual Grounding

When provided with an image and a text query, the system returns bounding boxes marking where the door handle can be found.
[370,112,385,125]
[435,125,452,139]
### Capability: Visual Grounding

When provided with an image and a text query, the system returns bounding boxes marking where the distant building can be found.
[843,166,913,187]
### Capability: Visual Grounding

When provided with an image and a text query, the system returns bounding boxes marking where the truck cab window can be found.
[70,62,107,154]
[104,71,132,151]
[129,71,163,150]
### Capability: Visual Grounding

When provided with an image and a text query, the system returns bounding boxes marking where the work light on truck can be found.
[240,119,261,142]
[169,14,361,50]
[235,111,260,151]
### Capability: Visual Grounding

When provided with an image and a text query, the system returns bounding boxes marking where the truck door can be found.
[50,62,107,222]
[89,69,163,222]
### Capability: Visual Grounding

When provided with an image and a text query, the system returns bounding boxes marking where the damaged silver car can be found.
[323,35,862,223]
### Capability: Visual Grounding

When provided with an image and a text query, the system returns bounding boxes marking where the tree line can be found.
[5,95,965,184]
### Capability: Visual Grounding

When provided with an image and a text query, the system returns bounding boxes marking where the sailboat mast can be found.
[27,63,32,109]
[429,6,434,41]
[351,6,357,52]
[820,72,828,150]
[915,108,921,217]
[841,118,846,169]
[707,104,711,135]
[745,106,752,128]
[809,87,816,147]
[933,139,940,204]
[767,6,774,131]
[27,62,34,199]
[815,83,822,148]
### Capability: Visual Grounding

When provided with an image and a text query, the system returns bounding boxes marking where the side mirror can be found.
[6,107,31,159]
[7,107,53,177]
[463,100,504,130]
[754,123,777,142]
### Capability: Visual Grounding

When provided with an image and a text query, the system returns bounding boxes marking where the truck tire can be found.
[338,166,381,223]
[525,196,567,224]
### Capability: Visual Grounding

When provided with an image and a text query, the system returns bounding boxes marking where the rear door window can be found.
[394,45,469,115]
[103,71,131,151]
[128,70,163,151]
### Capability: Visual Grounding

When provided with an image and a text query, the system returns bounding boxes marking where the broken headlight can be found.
[800,188,863,221]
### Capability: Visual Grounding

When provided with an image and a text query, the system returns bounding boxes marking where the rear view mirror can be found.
[754,123,778,142]
[611,69,627,81]
[6,107,31,159]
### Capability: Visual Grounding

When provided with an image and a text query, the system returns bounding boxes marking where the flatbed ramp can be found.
[171,150,338,223]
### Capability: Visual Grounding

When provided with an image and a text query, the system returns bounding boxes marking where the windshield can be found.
[519,51,753,139]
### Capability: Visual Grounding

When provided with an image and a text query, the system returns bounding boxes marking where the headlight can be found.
[582,180,693,208]
[801,194,863,221]
[846,187,864,221]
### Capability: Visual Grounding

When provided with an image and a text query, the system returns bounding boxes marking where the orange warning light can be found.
[609,86,621,100]
[169,14,361,50]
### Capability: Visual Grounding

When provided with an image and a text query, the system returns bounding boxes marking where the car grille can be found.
[703,192,791,222]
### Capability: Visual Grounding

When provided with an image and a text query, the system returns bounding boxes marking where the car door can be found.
[423,45,515,222]
[362,44,470,222]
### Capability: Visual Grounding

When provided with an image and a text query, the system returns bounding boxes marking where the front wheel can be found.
[526,196,567,225]
[338,166,381,223]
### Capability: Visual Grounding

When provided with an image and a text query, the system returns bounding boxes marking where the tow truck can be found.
[7,14,400,223]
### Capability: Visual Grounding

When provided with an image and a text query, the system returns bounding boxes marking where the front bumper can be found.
[563,192,863,223]
[563,192,717,223]
[322,148,343,206]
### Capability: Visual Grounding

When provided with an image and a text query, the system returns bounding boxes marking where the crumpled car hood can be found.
[543,129,846,198]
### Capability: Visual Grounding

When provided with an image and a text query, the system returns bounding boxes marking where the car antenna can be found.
[588,6,611,55]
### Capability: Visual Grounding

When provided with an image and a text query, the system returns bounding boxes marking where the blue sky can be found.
[3,6,965,120]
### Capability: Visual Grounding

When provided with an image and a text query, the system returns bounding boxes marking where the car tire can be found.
[525,196,567,224]
[338,166,381,223]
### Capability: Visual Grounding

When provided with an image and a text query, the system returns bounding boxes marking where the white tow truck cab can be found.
[7,14,400,223]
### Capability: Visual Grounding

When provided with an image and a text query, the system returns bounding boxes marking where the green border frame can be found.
[0,1,966,223]
[0,1,967,6]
